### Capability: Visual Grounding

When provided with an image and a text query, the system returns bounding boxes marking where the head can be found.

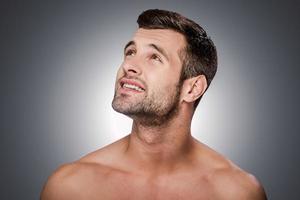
[137,9,218,109]
[112,9,217,126]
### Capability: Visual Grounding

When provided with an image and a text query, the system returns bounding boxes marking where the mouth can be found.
[119,79,146,93]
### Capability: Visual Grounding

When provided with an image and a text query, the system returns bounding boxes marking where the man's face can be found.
[112,28,186,126]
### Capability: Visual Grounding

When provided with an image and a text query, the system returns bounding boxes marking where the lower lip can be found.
[119,86,144,94]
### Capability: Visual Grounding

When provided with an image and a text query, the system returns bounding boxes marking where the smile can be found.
[122,83,145,92]
[119,78,146,93]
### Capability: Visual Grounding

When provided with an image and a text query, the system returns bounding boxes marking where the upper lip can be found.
[119,78,146,90]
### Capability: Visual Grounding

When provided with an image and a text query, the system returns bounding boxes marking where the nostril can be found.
[128,69,137,73]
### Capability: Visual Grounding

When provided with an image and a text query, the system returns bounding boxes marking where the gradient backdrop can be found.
[1,0,299,199]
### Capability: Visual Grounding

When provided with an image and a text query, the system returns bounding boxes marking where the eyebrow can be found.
[124,40,135,53]
[124,40,170,61]
[149,43,169,61]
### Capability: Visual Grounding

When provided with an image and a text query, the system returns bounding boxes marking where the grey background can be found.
[1,0,299,199]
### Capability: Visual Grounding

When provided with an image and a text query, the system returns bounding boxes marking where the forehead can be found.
[131,28,186,54]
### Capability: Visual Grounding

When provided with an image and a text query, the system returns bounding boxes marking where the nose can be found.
[122,57,142,76]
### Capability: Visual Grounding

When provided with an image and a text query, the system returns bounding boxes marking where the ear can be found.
[181,75,207,103]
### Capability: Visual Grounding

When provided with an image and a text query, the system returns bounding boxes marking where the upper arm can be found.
[212,169,267,200]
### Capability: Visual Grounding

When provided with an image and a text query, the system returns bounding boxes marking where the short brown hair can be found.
[137,9,217,109]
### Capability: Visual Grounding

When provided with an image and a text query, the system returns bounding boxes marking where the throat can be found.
[124,121,194,172]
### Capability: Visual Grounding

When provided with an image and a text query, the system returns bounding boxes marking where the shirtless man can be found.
[41,9,267,200]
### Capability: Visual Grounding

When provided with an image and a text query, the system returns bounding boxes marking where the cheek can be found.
[148,74,176,93]
[114,67,124,87]
[116,66,124,79]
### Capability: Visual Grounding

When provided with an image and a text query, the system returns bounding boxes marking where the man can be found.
[41,9,267,200]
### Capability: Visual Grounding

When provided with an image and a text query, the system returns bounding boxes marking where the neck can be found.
[124,106,196,174]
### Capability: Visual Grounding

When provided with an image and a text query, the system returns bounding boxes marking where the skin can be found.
[41,28,267,200]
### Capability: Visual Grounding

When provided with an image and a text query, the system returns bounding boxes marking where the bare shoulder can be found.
[79,135,129,165]
[40,162,85,200]
[193,141,267,199]
[200,145,268,200]
[40,136,129,200]
[210,166,267,200]
[40,161,108,200]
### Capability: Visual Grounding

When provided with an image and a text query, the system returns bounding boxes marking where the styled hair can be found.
[137,9,217,109]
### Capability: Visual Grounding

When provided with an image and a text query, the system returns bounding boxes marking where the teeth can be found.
[123,83,144,92]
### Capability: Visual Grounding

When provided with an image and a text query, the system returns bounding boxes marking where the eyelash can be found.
[124,49,163,63]
[150,54,162,63]
[125,49,136,56]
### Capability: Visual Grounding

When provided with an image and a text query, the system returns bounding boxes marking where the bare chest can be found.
[81,174,214,200]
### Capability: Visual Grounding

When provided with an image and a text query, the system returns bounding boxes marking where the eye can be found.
[125,49,136,57]
[150,54,162,63]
